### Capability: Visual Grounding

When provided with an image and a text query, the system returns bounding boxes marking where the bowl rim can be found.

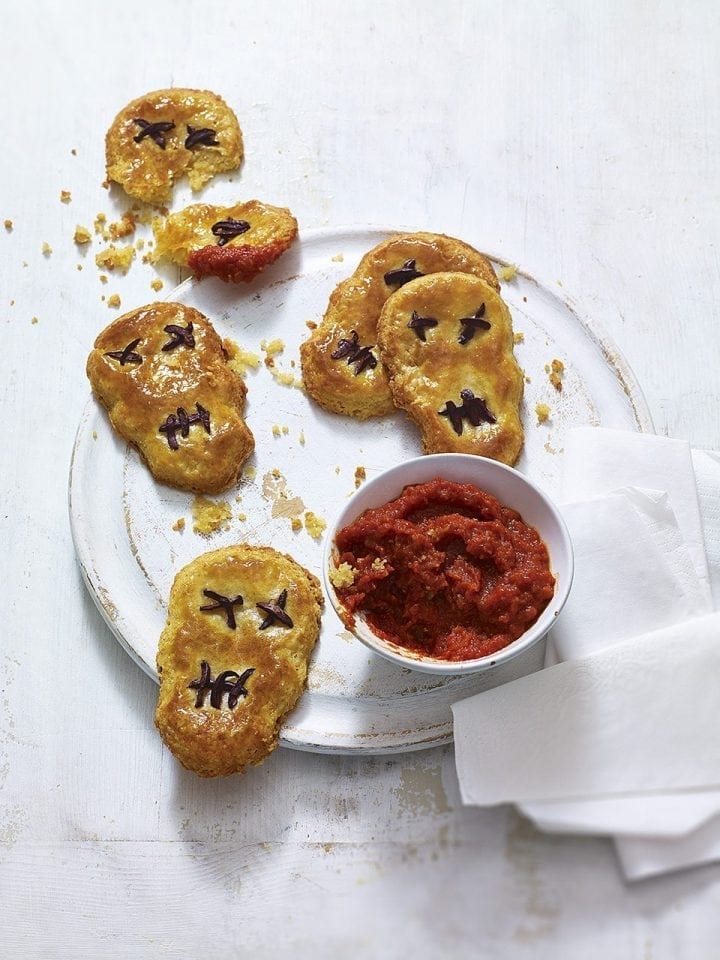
[322,453,574,675]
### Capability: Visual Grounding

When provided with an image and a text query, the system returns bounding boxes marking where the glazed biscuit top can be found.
[376,271,524,465]
[300,232,500,419]
[152,200,298,282]
[86,301,254,493]
[105,88,243,204]
[155,545,323,777]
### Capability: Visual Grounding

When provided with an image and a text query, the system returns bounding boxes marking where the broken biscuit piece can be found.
[155,545,323,777]
[152,200,298,283]
[377,271,524,465]
[300,232,499,419]
[86,301,254,493]
[105,88,243,204]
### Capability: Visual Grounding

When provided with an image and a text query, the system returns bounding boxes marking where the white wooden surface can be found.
[2,1,719,956]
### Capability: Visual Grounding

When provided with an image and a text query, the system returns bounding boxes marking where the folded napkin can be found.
[452,427,720,880]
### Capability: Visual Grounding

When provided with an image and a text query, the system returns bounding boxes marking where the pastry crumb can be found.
[4,219,13,231]
[329,561,357,588]
[42,242,52,256]
[546,358,565,392]
[299,430,306,446]
[306,320,317,330]
[150,278,163,292]
[513,332,525,344]
[331,253,345,262]
[172,517,186,532]
[224,339,261,376]
[60,190,72,204]
[107,294,121,308]
[237,512,247,522]
[304,511,326,540]
[291,517,302,532]
[95,244,135,273]
[535,403,551,424]
[499,263,518,282]
[272,425,282,437]
[92,430,98,440]
[243,465,257,481]
[191,496,232,535]
[31,316,38,325]
[74,225,92,245]
[354,466,366,488]
[108,211,137,240]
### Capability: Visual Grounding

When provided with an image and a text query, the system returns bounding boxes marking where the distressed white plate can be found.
[69,225,652,754]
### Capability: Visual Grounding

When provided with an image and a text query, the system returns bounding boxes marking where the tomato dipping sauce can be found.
[332,478,555,661]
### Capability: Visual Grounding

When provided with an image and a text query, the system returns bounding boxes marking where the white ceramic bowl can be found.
[322,453,574,675]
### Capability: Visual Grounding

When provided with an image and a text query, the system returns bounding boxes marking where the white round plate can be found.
[69,225,652,754]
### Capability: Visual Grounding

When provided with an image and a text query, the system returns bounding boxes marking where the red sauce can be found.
[333,478,555,661]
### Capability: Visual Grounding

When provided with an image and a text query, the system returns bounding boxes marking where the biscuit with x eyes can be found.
[152,200,298,283]
[155,545,323,777]
[105,88,243,205]
[86,301,254,493]
[299,232,499,419]
[376,271,524,465]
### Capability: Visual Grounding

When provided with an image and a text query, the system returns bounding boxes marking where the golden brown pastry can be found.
[376,271,524,464]
[299,232,499,419]
[155,545,323,777]
[86,302,254,492]
[105,88,243,204]
[152,200,298,283]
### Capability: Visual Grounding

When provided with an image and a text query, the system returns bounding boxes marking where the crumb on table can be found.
[95,244,135,273]
[74,225,92,245]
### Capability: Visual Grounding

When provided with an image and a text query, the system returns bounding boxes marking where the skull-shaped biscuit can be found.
[299,232,499,419]
[152,200,298,283]
[155,545,323,777]
[86,301,254,493]
[376,271,524,465]
[105,88,243,205]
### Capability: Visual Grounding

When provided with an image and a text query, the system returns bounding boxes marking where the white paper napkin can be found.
[549,489,707,663]
[452,612,720,806]
[452,427,720,879]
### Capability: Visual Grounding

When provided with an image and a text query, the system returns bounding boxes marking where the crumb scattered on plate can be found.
[60,190,72,204]
[498,263,518,282]
[172,517,186,532]
[354,466,366,488]
[513,332,525,344]
[42,242,52,256]
[535,403,551,424]
[191,496,232,535]
[546,359,565,392]
[304,511,326,540]
[224,339,261,377]
[107,294,121,308]
[4,219,13,231]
